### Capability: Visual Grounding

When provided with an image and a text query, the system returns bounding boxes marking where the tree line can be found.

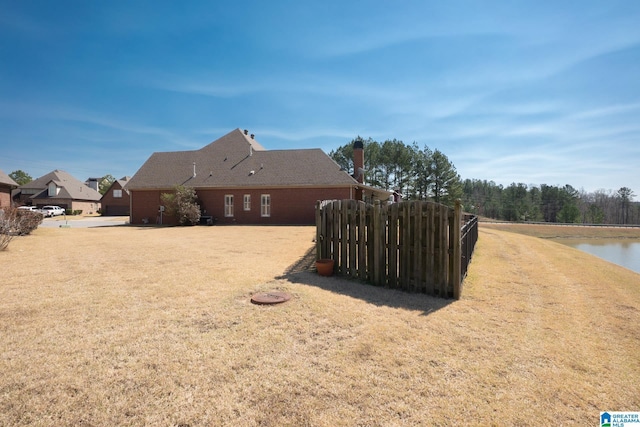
[330,137,463,206]
[330,138,638,225]
[463,180,638,225]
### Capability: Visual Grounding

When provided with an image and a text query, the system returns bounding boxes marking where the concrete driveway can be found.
[39,216,129,228]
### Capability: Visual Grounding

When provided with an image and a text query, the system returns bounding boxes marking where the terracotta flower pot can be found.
[316,259,335,276]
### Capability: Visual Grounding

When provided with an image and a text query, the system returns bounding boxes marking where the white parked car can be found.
[39,205,66,217]
[17,206,39,212]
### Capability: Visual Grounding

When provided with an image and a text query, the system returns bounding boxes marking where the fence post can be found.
[388,202,398,288]
[333,200,341,271]
[372,200,381,285]
[339,200,348,275]
[358,201,367,280]
[414,201,423,292]
[315,200,322,260]
[452,200,462,299]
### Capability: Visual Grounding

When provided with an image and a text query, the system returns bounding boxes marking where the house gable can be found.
[100,177,131,216]
[47,180,61,196]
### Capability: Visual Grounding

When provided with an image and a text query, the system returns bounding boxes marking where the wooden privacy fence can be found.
[315,199,478,299]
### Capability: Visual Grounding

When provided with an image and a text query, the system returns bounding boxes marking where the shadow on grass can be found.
[276,245,453,316]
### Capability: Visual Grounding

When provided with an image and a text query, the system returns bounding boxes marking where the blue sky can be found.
[1,1,639,194]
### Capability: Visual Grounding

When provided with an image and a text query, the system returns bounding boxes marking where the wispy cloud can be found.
[0,100,193,145]
[150,80,261,98]
[567,102,640,121]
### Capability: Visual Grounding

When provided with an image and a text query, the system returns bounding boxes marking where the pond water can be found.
[557,239,640,275]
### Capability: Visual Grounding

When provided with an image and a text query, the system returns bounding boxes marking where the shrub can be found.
[161,185,201,225]
[17,210,43,235]
[179,203,201,226]
[0,207,43,250]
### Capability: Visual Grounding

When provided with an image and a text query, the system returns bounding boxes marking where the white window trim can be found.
[243,194,251,211]
[225,195,234,217]
[261,194,271,217]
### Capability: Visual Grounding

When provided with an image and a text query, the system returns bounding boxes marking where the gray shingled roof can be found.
[127,128,359,190]
[17,170,102,201]
[0,169,18,187]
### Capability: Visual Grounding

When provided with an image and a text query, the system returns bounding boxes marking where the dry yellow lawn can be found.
[1,223,639,426]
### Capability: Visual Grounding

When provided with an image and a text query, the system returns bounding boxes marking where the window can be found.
[113,189,122,198]
[47,182,58,197]
[261,194,271,217]
[243,194,251,211]
[225,195,234,217]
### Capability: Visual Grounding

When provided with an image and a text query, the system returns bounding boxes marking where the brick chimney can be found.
[353,139,364,183]
[353,139,364,200]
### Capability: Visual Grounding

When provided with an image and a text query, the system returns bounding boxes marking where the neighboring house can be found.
[100,177,131,216]
[0,169,19,208]
[127,128,391,225]
[12,169,102,213]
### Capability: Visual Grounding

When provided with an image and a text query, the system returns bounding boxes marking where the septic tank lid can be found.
[251,291,292,305]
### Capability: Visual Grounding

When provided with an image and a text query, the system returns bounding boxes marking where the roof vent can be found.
[193,162,197,178]
[244,129,248,135]
[250,134,254,139]
[249,170,255,176]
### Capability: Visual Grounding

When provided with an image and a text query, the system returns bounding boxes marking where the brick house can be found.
[127,128,390,225]
[100,177,130,216]
[0,169,18,208]
[12,170,102,213]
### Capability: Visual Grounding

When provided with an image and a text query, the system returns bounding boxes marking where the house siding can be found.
[0,187,11,207]
[131,190,166,225]
[130,186,352,225]
[68,200,100,214]
[197,187,352,225]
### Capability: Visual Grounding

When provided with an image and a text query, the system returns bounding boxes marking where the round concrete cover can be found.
[251,291,292,305]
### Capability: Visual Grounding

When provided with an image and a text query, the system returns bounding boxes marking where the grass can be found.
[1,223,639,426]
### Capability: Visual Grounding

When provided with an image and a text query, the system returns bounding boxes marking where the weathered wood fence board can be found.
[316,199,478,299]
